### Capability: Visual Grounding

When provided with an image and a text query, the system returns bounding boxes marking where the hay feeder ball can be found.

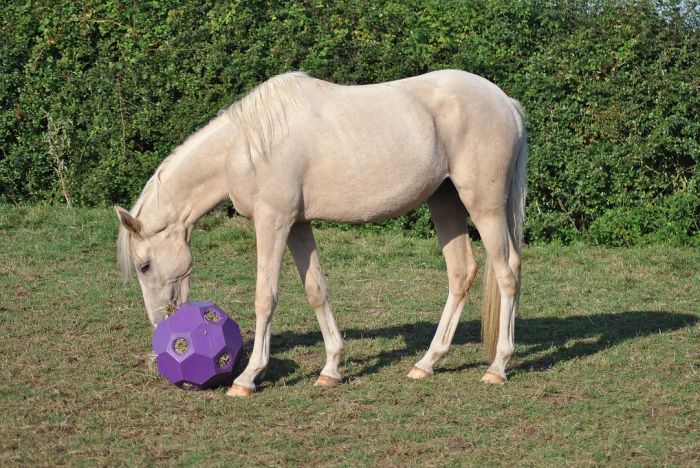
[152,301,243,390]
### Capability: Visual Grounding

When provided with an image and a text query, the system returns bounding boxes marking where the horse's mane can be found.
[117,165,167,283]
[117,72,310,282]
[227,71,309,163]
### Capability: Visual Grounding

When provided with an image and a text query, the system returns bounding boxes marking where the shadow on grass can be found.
[263,311,698,384]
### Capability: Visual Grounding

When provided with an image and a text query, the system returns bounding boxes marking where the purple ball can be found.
[152,301,243,390]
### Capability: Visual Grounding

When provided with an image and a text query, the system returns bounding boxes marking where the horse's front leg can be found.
[227,209,292,397]
[287,222,343,386]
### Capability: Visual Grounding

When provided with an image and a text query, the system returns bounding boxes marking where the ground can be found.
[1,205,698,465]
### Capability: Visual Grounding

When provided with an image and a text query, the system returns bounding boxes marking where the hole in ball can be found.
[173,338,189,355]
[217,352,231,368]
[204,310,221,323]
[165,302,177,317]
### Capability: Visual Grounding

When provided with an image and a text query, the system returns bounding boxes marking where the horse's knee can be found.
[305,282,327,309]
[255,291,278,314]
[448,270,470,299]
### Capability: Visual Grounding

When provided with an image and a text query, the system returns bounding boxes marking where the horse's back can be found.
[296,69,520,166]
[248,71,522,223]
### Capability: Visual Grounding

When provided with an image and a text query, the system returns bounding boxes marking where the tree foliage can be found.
[1,0,698,244]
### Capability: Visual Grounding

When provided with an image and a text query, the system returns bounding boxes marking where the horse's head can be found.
[115,206,193,326]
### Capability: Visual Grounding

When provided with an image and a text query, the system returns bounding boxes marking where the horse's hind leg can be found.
[408,181,478,379]
[463,203,520,383]
[287,223,344,386]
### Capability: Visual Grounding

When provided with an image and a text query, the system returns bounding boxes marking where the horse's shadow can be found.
[259,311,698,385]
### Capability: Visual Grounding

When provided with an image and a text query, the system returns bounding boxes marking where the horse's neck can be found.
[140,117,234,231]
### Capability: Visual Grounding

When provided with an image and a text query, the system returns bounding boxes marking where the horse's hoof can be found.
[407,366,433,379]
[226,384,254,397]
[314,375,341,387]
[481,372,506,384]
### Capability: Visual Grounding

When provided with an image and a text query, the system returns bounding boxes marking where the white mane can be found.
[227,71,309,163]
[117,155,170,282]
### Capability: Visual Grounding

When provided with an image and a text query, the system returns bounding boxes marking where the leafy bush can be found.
[520,1,700,245]
[1,0,698,245]
[588,192,700,246]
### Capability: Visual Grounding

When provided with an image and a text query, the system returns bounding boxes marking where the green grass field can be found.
[1,205,698,465]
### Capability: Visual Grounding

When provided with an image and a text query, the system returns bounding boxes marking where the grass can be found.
[0,204,698,466]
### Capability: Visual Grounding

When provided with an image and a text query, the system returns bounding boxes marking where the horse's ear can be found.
[114,206,143,236]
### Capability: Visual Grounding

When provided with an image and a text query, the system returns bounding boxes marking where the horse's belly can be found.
[300,152,447,223]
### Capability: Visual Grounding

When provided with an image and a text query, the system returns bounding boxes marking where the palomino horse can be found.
[116,70,527,396]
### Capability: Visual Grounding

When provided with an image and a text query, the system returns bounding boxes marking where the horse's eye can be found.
[139,261,150,274]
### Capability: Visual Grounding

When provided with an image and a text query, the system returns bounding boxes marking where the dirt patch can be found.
[444,436,476,451]
[668,448,700,465]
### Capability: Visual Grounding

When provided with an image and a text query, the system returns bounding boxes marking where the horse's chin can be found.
[146,278,191,327]
[145,299,170,327]
[148,310,166,328]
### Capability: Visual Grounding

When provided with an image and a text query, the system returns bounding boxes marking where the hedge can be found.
[1,0,698,245]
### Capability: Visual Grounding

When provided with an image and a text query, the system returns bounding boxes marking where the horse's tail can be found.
[481,98,528,361]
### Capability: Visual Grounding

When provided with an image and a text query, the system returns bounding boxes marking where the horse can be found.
[116,70,527,397]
